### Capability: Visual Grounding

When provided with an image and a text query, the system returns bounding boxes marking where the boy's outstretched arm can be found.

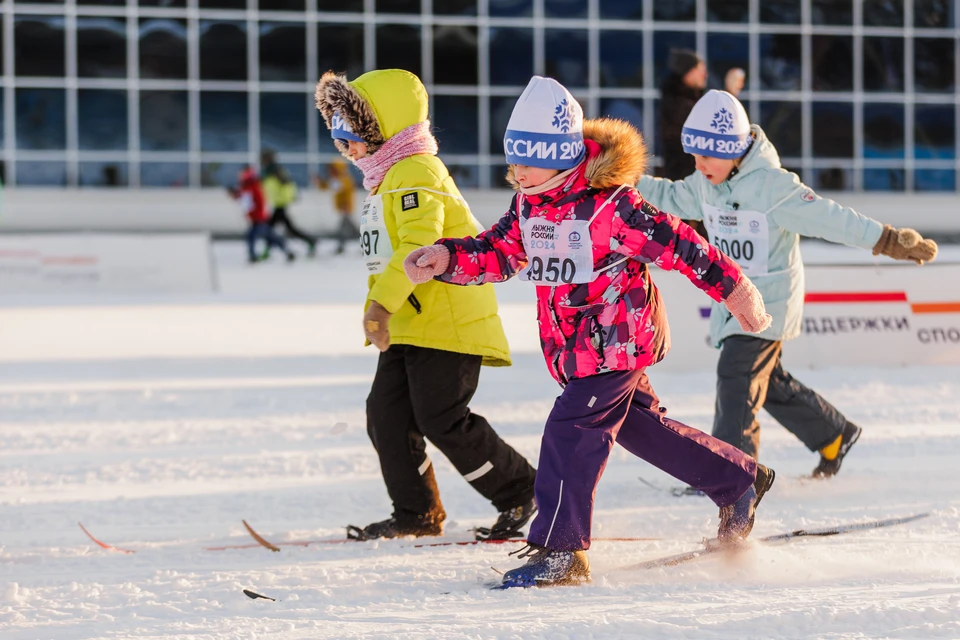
[766,171,937,264]
[610,190,771,332]
[636,173,704,221]
[405,196,528,286]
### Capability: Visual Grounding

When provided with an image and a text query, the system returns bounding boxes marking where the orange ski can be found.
[78,522,136,554]
[242,519,281,552]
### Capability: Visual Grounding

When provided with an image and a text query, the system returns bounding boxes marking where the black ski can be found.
[621,512,930,571]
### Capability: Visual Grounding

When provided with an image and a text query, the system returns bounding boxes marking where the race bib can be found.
[518,216,596,284]
[359,194,394,274]
[701,203,770,276]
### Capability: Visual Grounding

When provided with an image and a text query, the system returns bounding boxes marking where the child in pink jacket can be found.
[405,77,775,589]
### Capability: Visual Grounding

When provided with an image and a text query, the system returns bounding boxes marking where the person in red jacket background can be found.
[228,165,295,264]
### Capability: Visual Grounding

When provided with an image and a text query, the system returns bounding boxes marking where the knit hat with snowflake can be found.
[504,76,585,170]
[681,89,751,159]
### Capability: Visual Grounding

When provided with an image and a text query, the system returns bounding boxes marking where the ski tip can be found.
[77,522,136,554]
[242,589,276,601]
[241,520,281,552]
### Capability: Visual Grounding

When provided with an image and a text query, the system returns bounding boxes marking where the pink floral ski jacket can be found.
[436,119,744,385]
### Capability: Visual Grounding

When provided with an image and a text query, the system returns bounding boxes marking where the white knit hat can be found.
[681,90,751,159]
[504,76,585,169]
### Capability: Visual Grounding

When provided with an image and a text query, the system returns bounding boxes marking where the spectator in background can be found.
[228,165,295,264]
[725,67,746,97]
[316,159,359,255]
[659,48,708,235]
[261,150,318,258]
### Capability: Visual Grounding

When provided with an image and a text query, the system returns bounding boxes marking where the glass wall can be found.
[1,0,957,190]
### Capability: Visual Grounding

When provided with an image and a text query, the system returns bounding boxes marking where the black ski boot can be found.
[474,497,537,541]
[718,462,776,543]
[812,422,862,478]
[495,544,590,589]
[346,513,444,541]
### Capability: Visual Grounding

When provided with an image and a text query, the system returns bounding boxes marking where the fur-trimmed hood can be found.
[506,118,648,190]
[315,69,428,155]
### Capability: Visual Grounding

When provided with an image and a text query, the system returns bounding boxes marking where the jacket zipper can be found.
[407,293,423,314]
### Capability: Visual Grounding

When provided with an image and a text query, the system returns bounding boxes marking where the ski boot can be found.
[346,513,443,541]
[717,462,776,543]
[495,544,590,589]
[812,423,862,478]
[475,497,537,541]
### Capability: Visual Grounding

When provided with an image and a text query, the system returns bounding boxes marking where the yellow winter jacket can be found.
[262,175,298,209]
[347,70,511,366]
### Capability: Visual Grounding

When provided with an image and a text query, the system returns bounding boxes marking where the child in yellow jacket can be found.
[316,68,537,541]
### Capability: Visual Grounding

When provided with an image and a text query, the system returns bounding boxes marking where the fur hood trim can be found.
[314,72,386,154]
[506,118,648,190]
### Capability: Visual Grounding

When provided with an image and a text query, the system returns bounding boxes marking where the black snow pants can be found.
[712,335,850,459]
[269,206,316,247]
[366,344,536,523]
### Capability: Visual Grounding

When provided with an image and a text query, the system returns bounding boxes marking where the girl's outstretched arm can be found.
[428,196,529,286]
[609,189,741,302]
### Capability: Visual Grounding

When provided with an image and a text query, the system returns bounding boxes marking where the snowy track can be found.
[1,244,958,639]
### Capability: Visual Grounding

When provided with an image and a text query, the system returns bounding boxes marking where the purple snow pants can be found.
[527,368,758,551]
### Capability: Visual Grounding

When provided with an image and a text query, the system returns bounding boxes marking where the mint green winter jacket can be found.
[639,125,884,347]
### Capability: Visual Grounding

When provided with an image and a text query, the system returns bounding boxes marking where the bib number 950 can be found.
[528,256,577,283]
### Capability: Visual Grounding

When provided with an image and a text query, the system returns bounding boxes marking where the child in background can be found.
[316,159,359,255]
[261,150,318,257]
[405,76,775,588]
[315,68,538,541]
[638,90,938,476]
[229,165,294,264]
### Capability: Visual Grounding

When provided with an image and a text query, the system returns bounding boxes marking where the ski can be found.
[232,521,665,552]
[78,522,136,554]
[242,589,276,601]
[413,536,660,549]
[638,477,706,497]
[622,512,931,571]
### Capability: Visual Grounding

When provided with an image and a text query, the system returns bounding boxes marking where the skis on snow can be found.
[78,522,136,554]
[620,512,931,571]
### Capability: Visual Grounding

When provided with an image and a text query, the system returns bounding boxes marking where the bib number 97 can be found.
[361,230,380,256]
[717,238,754,262]
[528,256,577,283]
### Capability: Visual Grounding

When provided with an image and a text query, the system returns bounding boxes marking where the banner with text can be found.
[653,263,960,372]
[0,233,216,294]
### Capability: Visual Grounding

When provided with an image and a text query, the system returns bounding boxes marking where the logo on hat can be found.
[552,99,576,133]
[711,109,735,133]
[331,111,363,142]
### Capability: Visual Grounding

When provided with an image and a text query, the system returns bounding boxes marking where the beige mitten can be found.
[872,225,938,265]
[363,300,392,352]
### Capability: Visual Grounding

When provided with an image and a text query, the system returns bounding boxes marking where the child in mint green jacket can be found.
[639,90,938,478]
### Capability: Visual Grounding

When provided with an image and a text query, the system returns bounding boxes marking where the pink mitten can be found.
[725,276,773,333]
[404,245,451,284]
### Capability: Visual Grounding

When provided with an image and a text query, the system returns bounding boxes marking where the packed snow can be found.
[1,241,958,639]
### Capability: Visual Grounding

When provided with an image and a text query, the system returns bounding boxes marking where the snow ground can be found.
[1,241,958,640]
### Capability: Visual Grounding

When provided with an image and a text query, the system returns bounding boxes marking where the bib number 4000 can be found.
[361,230,380,256]
[529,256,577,283]
[716,238,754,262]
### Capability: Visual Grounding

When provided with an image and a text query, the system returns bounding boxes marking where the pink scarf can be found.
[355,121,439,190]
